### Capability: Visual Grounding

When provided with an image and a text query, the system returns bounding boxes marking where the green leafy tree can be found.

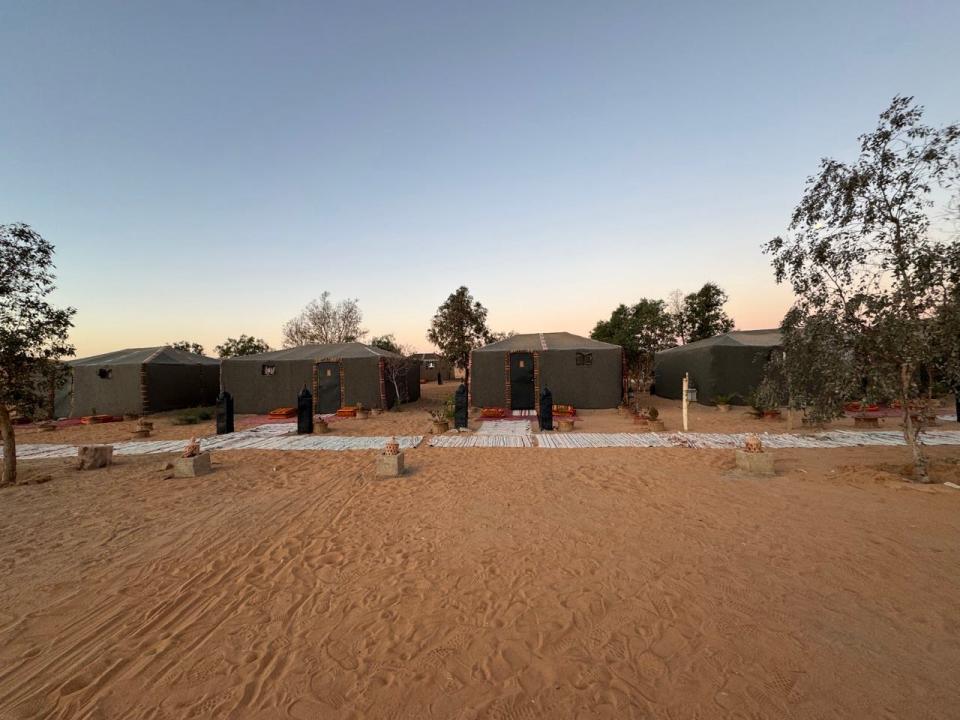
[215,335,271,358]
[169,341,205,355]
[0,224,76,485]
[591,299,675,385]
[427,286,493,383]
[765,96,960,481]
[678,283,735,343]
[370,334,402,354]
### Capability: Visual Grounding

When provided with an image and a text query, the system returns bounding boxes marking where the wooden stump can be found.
[77,445,113,470]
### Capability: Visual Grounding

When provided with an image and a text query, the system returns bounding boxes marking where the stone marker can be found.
[735,434,774,476]
[77,445,113,470]
[376,438,404,477]
[557,418,574,432]
[174,452,212,478]
[648,419,665,432]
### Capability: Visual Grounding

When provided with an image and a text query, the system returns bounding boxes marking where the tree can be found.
[677,283,735,344]
[370,334,402,354]
[764,96,960,481]
[591,299,675,385]
[427,286,493,383]
[667,290,689,344]
[282,292,366,347]
[488,330,516,343]
[381,342,417,410]
[215,335,271,358]
[0,224,76,485]
[169,341,205,355]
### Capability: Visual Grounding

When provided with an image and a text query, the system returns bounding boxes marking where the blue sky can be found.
[2,0,958,356]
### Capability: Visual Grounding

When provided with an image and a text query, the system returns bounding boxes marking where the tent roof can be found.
[225,342,400,362]
[474,332,621,353]
[71,347,220,367]
[657,329,782,355]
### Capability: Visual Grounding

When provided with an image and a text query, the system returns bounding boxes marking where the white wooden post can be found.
[682,373,689,432]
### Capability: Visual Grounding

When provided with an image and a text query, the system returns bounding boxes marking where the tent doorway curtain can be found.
[510,353,535,410]
[315,362,341,414]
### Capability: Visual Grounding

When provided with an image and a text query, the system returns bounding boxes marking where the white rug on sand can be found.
[5,424,423,459]
[477,420,533,435]
[429,434,534,448]
[536,430,960,449]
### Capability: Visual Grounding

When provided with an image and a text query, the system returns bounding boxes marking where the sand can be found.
[2,440,960,719]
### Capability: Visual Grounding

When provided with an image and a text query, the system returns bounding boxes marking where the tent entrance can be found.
[509,353,535,410]
[315,362,341,414]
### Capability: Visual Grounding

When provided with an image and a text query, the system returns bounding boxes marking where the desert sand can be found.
[2,428,960,719]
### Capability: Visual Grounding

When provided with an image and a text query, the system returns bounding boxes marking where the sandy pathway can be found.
[1,447,959,719]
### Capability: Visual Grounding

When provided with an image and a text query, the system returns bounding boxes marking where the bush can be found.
[647,406,659,420]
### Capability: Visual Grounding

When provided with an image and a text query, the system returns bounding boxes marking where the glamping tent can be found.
[654,329,782,404]
[469,332,623,411]
[220,343,420,414]
[413,353,454,383]
[57,347,221,418]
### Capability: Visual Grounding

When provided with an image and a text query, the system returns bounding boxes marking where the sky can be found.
[2,0,959,357]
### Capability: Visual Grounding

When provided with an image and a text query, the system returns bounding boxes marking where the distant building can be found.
[412,353,454,383]
[221,342,420,414]
[654,329,782,404]
[57,346,220,418]
[470,332,624,410]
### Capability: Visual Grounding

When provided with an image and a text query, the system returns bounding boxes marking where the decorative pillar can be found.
[378,357,388,409]
[504,352,512,410]
[533,351,541,415]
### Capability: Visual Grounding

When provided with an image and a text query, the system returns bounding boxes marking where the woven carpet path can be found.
[5,423,423,460]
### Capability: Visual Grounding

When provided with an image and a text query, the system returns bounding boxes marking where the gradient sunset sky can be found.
[2,1,959,357]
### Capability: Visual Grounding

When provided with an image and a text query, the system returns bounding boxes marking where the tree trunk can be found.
[390,377,402,411]
[0,404,16,486]
[900,364,930,483]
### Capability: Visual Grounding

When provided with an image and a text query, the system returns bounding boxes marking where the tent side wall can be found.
[70,364,143,417]
[222,358,315,414]
[341,357,386,409]
[654,347,711,401]
[469,351,508,408]
[144,364,221,413]
[708,346,775,404]
[539,348,622,409]
[654,344,775,404]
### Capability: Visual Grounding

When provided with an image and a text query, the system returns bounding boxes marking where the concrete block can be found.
[735,450,775,476]
[77,445,113,470]
[376,451,405,478]
[174,452,212,478]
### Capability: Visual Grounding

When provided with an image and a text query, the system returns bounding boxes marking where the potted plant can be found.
[355,402,370,420]
[713,394,733,412]
[752,372,785,420]
[429,400,452,433]
[647,406,664,432]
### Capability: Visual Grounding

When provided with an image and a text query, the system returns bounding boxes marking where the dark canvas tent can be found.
[470,332,623,411]
[57,347,221,418]
[221,343,421,414]
[654,329,782,404]
[413,353,454,382]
